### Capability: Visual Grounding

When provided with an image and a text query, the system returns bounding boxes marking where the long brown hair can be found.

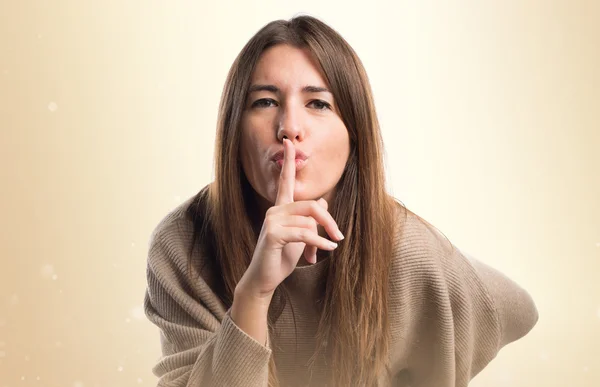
[187,15,404,386]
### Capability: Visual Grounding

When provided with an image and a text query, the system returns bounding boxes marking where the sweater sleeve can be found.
[447,248,539,383]
[402,238,539,387]
[462,251,539,348]
[143,224,272,387]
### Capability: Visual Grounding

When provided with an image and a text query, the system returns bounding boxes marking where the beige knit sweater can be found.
[144,195,538,387]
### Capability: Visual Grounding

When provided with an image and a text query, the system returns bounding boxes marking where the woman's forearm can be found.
[230,286,273,346]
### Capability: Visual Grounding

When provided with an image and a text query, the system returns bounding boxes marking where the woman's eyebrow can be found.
[248,84,332,94]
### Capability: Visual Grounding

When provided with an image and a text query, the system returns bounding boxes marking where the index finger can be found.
[275,138,296,206]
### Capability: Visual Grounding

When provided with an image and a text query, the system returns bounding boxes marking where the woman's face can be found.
[240,44,350,208]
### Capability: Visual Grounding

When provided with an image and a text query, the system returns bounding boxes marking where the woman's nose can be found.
[277,106,304,142]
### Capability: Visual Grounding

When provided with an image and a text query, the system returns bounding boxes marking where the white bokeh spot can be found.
[52,274,58,280]
[73,381,84,387]
[130,305,145,320]
[539,351,549,361]
[8,294,19,305]
[48,102,58,112]
[40,264,55,279]
[0,351,6,358]
[117,366,124,372]
[137,378,143,384]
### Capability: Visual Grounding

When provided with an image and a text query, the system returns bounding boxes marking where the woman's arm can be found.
[394,215,539,387]
[463,251,539,348]
[230,286,272,347]
[144,227,271,387]
[443,247,539,385]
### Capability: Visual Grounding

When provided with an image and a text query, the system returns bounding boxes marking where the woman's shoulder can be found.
[145,191,208,278]
[390,204,538,353]
[145,190,230,319]
[146,185,222,279]
[390,204,455,268]
[389,204,485,296]
[148,195,197,250]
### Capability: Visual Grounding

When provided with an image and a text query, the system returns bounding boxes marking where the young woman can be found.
[144,15,538,387]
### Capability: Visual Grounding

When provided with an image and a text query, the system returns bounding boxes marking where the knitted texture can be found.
[144,196,538,386]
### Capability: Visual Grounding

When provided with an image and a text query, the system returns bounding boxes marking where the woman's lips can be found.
[270,148,309,162]
[274,158,308,171]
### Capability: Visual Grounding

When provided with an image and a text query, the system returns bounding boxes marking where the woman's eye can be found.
[251,98,331,110]
[309,100,331,110]
[252,98,277,108]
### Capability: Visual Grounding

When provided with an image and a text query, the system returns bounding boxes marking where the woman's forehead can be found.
[250,45,327,89]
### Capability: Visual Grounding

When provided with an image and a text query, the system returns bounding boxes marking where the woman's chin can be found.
[266,180,326,203]
[292,189,322,202]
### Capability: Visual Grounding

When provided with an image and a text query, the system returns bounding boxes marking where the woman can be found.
[144,15,538,387]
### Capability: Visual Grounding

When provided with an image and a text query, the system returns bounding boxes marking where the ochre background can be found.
[1,1,598,386]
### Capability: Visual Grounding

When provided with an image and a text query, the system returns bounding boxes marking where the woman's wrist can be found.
[233,283,273,311]
[235,274,276,303]
[230,284,272,346]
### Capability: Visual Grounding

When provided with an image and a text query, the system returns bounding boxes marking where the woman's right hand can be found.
[236,138,344,301]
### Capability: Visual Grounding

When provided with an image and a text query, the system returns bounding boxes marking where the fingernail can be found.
[336,230,345,240]
[328,241,338,249]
